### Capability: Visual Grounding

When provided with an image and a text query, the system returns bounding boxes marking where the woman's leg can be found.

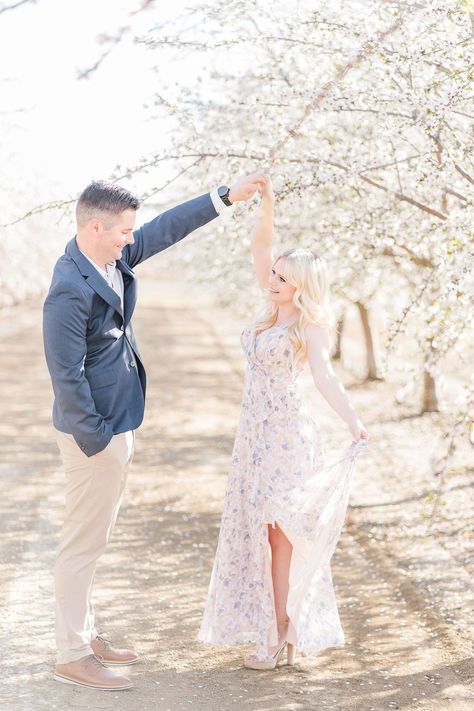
[244,523,293,665]
[268,523,293,645]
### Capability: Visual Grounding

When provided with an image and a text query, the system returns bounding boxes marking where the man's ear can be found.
[89,218,103,235]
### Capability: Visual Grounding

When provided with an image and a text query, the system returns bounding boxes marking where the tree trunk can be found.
[421,133,443,414]
[332,313,344,360]
[422,369,439,413]
[355,301,383,381]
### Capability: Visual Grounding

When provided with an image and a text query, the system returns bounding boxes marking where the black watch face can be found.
[218,185,229,198]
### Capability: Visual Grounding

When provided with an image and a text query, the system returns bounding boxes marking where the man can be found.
[43,174,266,690]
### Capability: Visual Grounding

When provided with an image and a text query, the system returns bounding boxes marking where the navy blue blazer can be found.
[43,192,218,456]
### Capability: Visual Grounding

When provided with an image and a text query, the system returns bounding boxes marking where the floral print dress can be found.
[198,324,367,655]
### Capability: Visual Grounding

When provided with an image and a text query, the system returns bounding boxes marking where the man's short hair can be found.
[76,180,140,227]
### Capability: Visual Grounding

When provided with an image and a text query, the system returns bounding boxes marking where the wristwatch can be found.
[217,185,233,207]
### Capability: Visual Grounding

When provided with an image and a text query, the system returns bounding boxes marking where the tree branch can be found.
[0,0,35,14]
[454,163,474,186]
[382,244,433,268]
[77,31,125,80]
[117,149,450,221]
[358,174,448,220]
[1,198,75,228]
[267,12,407,162]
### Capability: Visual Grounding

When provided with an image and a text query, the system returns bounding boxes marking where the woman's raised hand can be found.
[258,174,275,203]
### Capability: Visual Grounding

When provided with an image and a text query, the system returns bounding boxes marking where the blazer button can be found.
[130,360,136,368]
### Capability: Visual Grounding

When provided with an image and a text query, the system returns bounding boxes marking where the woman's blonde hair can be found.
[252,248,336,362]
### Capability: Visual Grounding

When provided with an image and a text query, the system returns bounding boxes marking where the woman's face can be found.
[267,258,296,304]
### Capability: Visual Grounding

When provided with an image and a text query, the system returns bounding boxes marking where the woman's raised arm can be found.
[251,176,275,289]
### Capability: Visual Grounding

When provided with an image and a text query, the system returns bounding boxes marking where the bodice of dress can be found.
[240,325,305,424]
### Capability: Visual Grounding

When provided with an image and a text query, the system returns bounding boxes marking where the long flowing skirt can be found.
[198,403,367,655]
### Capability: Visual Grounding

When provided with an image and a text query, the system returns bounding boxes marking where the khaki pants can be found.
[54,429,135,664]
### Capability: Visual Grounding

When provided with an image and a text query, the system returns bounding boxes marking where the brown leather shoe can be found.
[91,633,139,666]
[54,654,132,690]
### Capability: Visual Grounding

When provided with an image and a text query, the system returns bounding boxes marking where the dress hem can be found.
[196,633,346,655]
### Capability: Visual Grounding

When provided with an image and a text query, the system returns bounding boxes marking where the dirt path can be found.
[0,271,472,711]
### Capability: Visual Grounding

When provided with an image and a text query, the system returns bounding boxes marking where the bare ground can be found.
[0,268,472,711]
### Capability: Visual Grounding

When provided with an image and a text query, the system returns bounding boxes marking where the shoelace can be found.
[84,654,106,669]
[96,634,112,650]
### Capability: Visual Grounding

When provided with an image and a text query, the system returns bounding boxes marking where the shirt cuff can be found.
[210,187,232,215]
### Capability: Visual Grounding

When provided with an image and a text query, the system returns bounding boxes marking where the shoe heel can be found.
[287,643,296,665]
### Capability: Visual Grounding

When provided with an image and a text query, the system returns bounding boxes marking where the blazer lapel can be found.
[67,238,123,319]
[116,259,136,327]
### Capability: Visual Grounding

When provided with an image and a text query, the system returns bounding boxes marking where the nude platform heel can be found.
[243,641,297,670]
[287,642,296,665]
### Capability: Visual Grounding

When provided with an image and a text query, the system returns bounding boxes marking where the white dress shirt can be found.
[80,250,125,312]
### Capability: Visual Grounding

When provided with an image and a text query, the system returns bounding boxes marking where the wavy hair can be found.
[252,248,336,362]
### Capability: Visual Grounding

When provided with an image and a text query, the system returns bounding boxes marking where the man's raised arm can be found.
[123,174,267,269]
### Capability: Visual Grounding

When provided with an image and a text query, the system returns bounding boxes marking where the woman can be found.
[198,176,369,669]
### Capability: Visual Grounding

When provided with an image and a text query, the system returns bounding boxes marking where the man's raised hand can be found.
[228,174,267,203]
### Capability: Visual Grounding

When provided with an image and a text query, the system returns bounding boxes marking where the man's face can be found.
[96,209,137,263]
